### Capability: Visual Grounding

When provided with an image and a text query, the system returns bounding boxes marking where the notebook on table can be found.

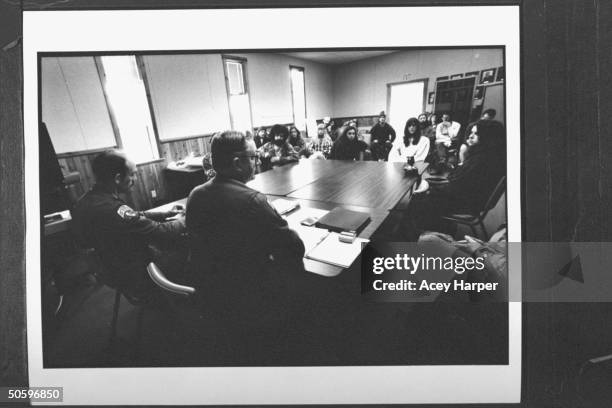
[315,207,371,234]
[305,232,369,268]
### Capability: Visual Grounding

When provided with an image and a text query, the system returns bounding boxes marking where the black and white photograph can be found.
[6,1,612,407]
[40,47,509,369]
[479,68,497,84]
[20,5,522,406]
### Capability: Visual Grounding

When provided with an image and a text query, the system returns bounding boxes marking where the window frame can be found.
[93,54,162,165]
[289,65,307,133]
[222,55,254,131]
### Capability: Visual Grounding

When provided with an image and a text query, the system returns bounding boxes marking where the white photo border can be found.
[24,6,521,405]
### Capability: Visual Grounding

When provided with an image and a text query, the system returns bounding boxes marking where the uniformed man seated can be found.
[72,149,186,300]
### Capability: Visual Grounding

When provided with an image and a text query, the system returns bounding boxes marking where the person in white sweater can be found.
[434,113,462,169]
[388,117,430,163]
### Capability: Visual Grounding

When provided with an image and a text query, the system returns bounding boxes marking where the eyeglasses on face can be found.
[234,152,260,160]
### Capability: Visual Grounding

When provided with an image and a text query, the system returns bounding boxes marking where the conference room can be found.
[40,47,508,368]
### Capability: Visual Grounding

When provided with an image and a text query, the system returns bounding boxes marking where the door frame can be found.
[386,78,429,127]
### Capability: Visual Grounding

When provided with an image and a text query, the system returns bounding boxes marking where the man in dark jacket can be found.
[369,111,396,161]
[72,150,185,299]
[185,131,305,361]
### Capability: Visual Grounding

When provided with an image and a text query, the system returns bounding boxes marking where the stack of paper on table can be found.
[271,198,300,215]
[284,207,330,253]
[305,232,369,268]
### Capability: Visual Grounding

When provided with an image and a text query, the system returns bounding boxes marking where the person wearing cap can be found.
[369,111,396,161]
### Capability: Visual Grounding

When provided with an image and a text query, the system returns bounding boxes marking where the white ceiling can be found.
[281,50,397,65]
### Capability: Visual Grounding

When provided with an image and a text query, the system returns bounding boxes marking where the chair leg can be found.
[469,224,478,238]
[109,290,121,347]
[479,221,489,241]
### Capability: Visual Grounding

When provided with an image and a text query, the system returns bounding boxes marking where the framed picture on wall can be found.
[465,70,479,77]
[428,92,435,104]
[479,68,496,84]
[450,73,463,79]
[473,85,484,99]
[496,66,505,82]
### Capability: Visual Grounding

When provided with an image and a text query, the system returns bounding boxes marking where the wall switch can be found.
[151,190,157,198]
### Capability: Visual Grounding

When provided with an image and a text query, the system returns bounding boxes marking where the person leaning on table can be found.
[71,149,186,300]
[185,131,305,357]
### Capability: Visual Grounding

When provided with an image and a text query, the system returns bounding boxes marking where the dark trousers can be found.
[371,140,392,161]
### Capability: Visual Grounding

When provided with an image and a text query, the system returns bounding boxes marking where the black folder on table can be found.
[315,207,371,234]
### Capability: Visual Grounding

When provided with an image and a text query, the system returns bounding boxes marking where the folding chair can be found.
[442,176,506,240]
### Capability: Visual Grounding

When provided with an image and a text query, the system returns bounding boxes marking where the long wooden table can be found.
[247,159,426,210]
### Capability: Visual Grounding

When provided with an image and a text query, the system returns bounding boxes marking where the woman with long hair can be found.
[329,125,367,161]
[287,125,306,151]
[399,120,506,240]
[388,117,430,163]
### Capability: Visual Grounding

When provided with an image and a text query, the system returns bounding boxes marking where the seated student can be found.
[326,122,338,142]
[388,117,431,163]
[71,150,185,299]
[417,112,430,136]
[253,127,267,148]
[434,112,462,169]
[369,110,396,161]
[458,123,480,165]
[288,125,306,152]
[302,123,333,159]
[463,108,498,145]
[423,113,439,162]
[330,125,368,161]
[185,131,305,361]
[400,120,505,240]
[257,124,299,171]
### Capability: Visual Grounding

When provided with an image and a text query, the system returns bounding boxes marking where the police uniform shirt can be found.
[71,185,185,291]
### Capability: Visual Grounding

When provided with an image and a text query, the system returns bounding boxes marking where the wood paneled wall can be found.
[58,153,169,210]
[159,134,213,163]
[56,135,215,211]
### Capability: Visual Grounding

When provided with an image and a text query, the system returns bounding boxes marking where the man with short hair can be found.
[186,131,305,353]
[434,112,462,169]
[72,149,185,298]
[369,111,396,161]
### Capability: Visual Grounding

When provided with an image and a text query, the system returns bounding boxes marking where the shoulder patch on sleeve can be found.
[116,204,139,221]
